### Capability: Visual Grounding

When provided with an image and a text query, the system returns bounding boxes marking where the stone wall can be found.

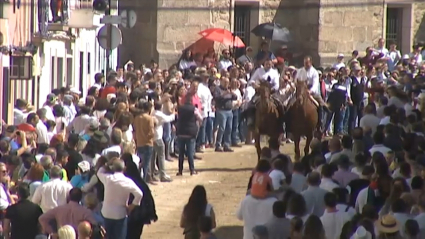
[413,3,425,43]
[262,0,321,65]
[118,0,158,68]
[156,0,231,68]
[318,0,384,66]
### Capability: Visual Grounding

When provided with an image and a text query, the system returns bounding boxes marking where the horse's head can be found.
[257,80,273,99]
[295,80,310,103]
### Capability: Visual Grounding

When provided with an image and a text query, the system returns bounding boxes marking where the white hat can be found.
[107,93,116,103]
[402,54,410,60]
[337,53,344,58]
[77,161,91,173]
[350,226,372,239]
[70,87,81,94]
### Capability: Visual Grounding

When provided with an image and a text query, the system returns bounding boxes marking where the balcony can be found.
[38,0,103,35]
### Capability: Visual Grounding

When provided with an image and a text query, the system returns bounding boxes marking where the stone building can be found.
[118,0,425,68]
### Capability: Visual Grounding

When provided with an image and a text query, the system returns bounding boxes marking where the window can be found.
[51,57,55,88]
[57,57,63,88]
[234,5,251,58]
[66,58,73,86]
[10,57,28,79]
[87,52,91,74]
[386,8,403,48]
[79,52,84,93]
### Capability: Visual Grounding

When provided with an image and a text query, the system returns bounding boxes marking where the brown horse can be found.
[253,80,282,160]
[287,81,319,160]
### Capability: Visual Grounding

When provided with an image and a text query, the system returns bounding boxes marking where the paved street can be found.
[142,142,301,239]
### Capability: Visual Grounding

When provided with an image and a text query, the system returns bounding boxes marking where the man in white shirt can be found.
[332,53,346,70]
[0,163,11,211]
[43,93,57,122]
[387,41,401,71]
[218,49,233,71]
[249,59,280,91]
[196,71,213,149]
[13,99,29,125]
[32,165,73,212]
[295,56,329,129]
[28,111,49,145]
[320,164,340,192]
[321,193,351,239]
[152,102,175,182]
[97,158,143,239]
[376,37,389,56]
[369,131,391,156]
[359,104,381,134]
[237,194,276,239]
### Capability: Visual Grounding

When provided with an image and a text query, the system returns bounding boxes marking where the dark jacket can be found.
[350,76,365,105]
[176,103,199,138]
[213,86,236,111]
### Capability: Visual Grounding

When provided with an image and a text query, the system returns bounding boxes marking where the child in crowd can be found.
[269,158,287,191]
[249,159,272,199]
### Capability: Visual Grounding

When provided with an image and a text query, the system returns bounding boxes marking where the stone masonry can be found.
[118,0,425,68]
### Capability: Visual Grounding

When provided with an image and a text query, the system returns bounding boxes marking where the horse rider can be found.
[295,56,330,131]
[243,58,284,129]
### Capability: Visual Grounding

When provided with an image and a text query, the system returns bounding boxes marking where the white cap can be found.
[403,54,410,59]
[350,226,372,239]
[337,53,344,58]
[70,87,81,94]
[77,161,91,173]
[107,93,116,103]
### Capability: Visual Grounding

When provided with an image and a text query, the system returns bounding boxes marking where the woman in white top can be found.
[179,50,196,70]
[180,185,216,239]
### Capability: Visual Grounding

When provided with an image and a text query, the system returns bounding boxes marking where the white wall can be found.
[39,40,67,104]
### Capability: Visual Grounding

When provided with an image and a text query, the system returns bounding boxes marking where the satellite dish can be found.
[120,10,137,28]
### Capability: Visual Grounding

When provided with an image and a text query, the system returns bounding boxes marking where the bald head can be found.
[78,221,92,238]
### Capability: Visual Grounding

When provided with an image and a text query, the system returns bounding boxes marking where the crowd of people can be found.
[0,37,424,239]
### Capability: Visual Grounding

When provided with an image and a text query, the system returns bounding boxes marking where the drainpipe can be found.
[382,0,386,39]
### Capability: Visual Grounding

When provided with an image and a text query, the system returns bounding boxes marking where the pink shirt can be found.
[180,94,202,114]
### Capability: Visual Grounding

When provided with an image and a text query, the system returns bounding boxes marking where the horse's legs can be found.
[254,133,261,161]
[293,135,301,161]
[304,133,313,156]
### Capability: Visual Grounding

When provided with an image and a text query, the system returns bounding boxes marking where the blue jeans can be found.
[239,119,248,142]
[178,137,196,172]
[231,109,240,144]
[163,122,172,143]
[197,117,207,147]
[137,146,153,180]
[325,107,343,135]
[104,217,128,239]
[215,109,233,148]
[348,103,364,133]
[205,116,214,145]
[342,106,350,133]
[336,107,346,134]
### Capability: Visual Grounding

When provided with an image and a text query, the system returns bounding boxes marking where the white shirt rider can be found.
[249,60,280,91]
[295,59,320,95]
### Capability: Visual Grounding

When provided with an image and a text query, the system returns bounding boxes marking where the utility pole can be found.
[106,0,112,73]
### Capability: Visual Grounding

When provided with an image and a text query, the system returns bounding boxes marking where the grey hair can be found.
[50,165,63,178]
[111,159,125,172]
[40,155,53,168]
[36,108,47,119]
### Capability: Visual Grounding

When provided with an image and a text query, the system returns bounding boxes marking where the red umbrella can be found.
[198,28,245,48]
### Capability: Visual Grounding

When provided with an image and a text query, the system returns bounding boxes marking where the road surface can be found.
[142,143,299,238]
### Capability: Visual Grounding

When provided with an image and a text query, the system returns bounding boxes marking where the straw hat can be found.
[375,215,400,234]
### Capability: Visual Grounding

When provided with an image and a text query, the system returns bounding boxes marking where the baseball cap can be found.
[46,93,57,103]
[88,119,100,131]
[337,53,344,58]
[77,161,91,173]
[6,125,16,133]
